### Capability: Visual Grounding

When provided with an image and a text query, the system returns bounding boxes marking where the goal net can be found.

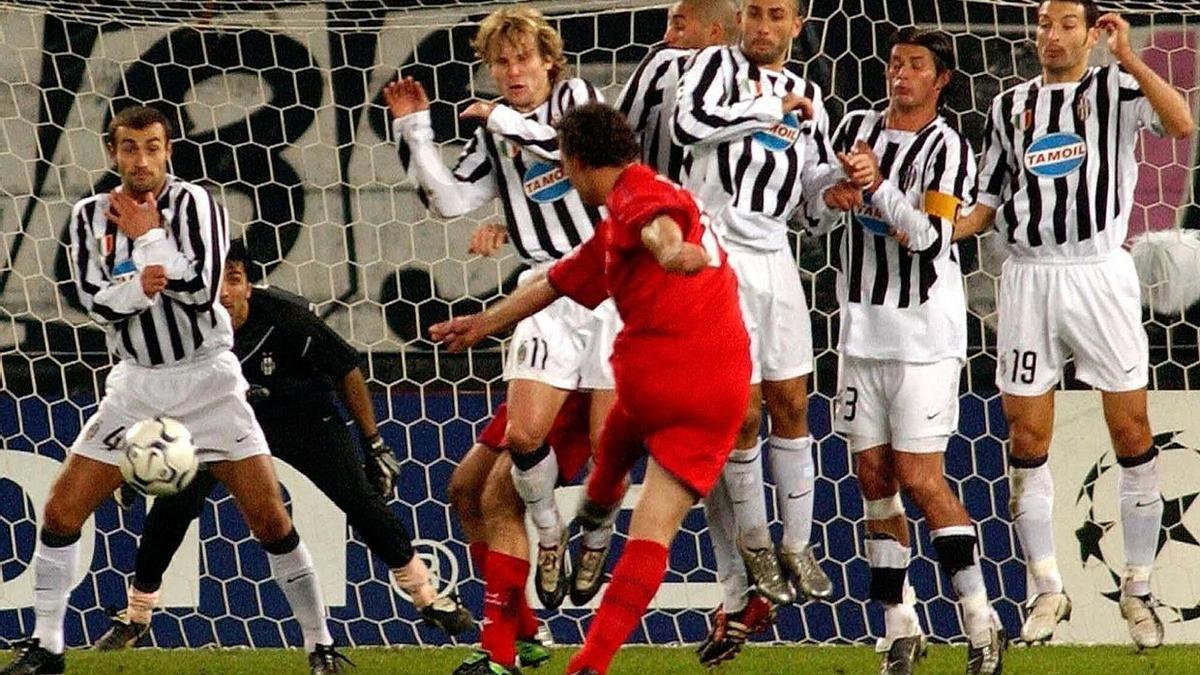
[1,0,1199,650]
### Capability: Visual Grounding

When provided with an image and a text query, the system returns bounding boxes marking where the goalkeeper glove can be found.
[363,433,401,498]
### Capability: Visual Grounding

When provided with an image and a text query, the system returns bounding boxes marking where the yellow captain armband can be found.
[923,190,961,221]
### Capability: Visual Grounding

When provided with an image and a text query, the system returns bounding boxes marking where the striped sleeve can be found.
[974,95,1010,209]
[617,45,683,135]
[69,198,153,324]
[793,93,846,234]
[137,184,226,309]
[487,78,603,161]
[1116,67,1164,136]
[393,111,497,218]
[673,46,784,147]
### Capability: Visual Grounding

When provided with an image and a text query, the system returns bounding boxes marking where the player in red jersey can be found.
[431,102,751,675]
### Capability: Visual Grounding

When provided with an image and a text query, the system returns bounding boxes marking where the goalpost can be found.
[0,0,1198,649]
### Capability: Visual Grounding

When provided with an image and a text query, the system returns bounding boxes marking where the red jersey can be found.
[549,163,750,497]
[548,163,747,376]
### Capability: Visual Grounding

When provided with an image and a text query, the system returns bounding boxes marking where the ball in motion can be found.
[119,416,198,496]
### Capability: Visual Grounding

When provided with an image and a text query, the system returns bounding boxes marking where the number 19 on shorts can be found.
[1008,350,1037,385]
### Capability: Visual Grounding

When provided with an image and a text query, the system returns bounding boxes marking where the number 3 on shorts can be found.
[1008,349,1038,385]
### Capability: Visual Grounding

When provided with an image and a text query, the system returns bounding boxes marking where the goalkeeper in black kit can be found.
[97,240,473,652]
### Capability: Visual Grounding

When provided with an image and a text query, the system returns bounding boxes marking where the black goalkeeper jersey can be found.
[233,286,361,421]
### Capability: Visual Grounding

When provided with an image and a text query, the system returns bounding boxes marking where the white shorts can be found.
[727,246,814,384]
[996,251,1149,396]
[72,350,270,466]
[579,299,620,391]
[834,356,962,454]
[504,270,600,390]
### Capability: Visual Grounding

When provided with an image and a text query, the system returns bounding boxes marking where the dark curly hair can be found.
[890,27,957,106]
[556,103,641,169]
[1043,0,1100,28]
[106,105,173,147]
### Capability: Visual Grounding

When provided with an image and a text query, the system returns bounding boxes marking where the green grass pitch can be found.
[60,644,1200,674]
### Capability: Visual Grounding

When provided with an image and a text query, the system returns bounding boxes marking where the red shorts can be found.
[603,359,750,497]
[476,392,592,484]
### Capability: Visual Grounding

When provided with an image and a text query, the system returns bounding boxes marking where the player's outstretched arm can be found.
[429,272,561,352]
[335,367,401,496]
[1100,13,1195,139]
[387,77,498,218]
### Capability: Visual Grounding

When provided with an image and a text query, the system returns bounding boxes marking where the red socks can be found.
[481,551,527,667]
[567,539,668,674]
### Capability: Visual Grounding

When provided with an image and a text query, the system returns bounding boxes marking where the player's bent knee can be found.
[1110,417,1152,457]
[737,405,762,442]
[448,463,484,516]
[505,426,549,455]
[248,505,294,544]
[41,497,87,537]
[1008,420,1051,459]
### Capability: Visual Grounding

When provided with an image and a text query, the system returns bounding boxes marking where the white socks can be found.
[31,534,80,654]
[769,435,815,553]
[705,476,750,612]
[267,539,332,652]
[722,443,771,549]
[1118,449,1162,597]
[1009,460,1062,595]
[510,449,563,548]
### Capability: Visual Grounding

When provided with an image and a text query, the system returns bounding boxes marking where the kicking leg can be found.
[567,457,696,675]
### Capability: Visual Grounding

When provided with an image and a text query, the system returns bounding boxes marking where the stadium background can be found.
[0,0,1198,651]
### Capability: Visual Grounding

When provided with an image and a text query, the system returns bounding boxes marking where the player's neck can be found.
[885,105,937,132]
[596,164,631,202]
[1042,62,1089,85]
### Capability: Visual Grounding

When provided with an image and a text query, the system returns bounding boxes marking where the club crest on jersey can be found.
[1075,98,1091,122]
[523,161,571,203]
[753,112,801,151]
[854,204,890,236]
[898,163,918,193]
[260,352,275,376]
[1024,132,1086,178]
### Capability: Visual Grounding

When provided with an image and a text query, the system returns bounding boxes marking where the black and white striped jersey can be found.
[673,45,842,252]
[830,109,976,362]
[394,77,604,264]
[69,175,233,367]
[616,43,692,183]
[976,63,1163,260]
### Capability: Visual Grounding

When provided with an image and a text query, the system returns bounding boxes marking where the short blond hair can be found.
[471,6,567,84]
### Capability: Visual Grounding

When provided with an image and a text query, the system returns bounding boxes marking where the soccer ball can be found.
[118,416,199,496]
